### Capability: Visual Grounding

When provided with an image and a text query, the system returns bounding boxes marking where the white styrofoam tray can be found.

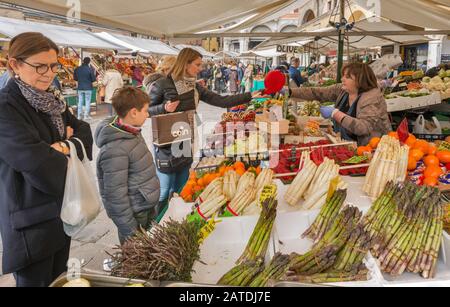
[271,210,384,287]
[191,215,275,285]
[382,231,450,287]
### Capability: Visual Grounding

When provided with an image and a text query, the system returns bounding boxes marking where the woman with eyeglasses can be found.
[0,32,93,287]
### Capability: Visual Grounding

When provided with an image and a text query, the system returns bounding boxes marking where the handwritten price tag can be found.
[259,184,278,204]
[198,217,220,245]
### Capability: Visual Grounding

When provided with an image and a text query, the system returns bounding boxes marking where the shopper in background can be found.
[95,87,160,244]
[237,62,245,94]
[0,32,93,287]
[228,63,239,95]
[132,64,144,87]
[243,64,254,93]
[289,57,306,88]
[102,64,124,116]
[144,55,177,98]
[149,48,262,205]
[290,63,391,146]
[74,57,97,120]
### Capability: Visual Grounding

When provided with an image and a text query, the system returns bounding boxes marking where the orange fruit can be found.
[218,166,227,176]
[424,165,443,179]
[369,137,381,149]
[407,158,418,171]
[436,151,450,163]
[424,155,440,167]
[203,174,213,186]
[413,140,430,154]
[256,166,262,175]
[427,144,438,156]
[189,171,197,180]
[234,161,245,170]
[357,146,372,156]
[388,132,399,140]
[235,167,245,176]
[197,178,205,187]
[193,185,203,194]
[404,135,417,147]
[409,149,425,161]
[186,180,197,187]
[423,177,438,187]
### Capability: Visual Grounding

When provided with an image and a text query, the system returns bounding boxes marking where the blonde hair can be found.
[156,55,177,76]
[169,48,202,81]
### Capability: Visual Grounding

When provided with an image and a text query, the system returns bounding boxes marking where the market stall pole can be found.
[336,0,345,83]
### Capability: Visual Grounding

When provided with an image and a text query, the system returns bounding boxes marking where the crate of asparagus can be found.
[271,190,384,286]
[193,195,278,286]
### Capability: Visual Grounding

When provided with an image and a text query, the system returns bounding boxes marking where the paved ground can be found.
[0,100,224,286]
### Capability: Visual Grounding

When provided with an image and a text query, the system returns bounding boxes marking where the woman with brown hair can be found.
[149,48,261,205]
[0,32,93,287]
[290,63,392,145]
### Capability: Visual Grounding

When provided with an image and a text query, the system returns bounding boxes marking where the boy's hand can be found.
[165,100,180,113]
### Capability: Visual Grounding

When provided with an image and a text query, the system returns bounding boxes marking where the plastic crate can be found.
[413,133,450,141]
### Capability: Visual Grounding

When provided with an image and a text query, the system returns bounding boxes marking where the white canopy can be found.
[175,45,215,58]
[94,32,179,55]
[4,0,298,36]
[0,16,126,50]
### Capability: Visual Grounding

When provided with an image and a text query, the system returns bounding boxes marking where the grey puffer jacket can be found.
[95,117,160,238]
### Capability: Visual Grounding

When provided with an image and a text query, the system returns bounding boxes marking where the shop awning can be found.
[94,32,179,55]
[214,50,240,59]
[0,16,126,50]
[175,45,215,58]
[4,0,298,37]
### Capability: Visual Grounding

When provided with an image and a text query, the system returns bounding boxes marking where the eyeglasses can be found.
[20,59,62,75]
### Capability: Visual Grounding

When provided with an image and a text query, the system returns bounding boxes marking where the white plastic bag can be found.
[61,138,101,236]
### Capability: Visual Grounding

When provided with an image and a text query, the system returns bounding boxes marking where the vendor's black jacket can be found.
[0,79,93,274]
[148,76,252,116]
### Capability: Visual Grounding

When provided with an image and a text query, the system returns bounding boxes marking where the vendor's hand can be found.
[165,100,180,113]
[320,106,336,119]
[66,126,74,139]
[251,90,269,99]
[197,79,207,88]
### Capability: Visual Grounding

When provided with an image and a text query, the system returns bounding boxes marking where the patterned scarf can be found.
[174,76,199,108]
[15,77,66,138]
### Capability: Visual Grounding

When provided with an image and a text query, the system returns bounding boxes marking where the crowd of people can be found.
[0,32,396,288]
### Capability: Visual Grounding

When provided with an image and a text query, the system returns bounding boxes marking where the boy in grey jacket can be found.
[95,87,160,244]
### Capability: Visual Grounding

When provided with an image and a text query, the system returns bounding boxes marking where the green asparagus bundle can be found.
[302,189,347,242]
[236,195,278,264]
[217,260,265,286]
[249,253,292,287]
[363,181,444,279]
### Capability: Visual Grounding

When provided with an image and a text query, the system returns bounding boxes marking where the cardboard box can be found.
[151,112,192,146]
[386,91,442,112]
[255,113,290,135]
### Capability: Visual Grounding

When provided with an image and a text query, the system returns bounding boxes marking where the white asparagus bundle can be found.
[302,177,347,210]
[223,170,239,200]
[197,195,228,219]
[228,185,256,215]
[236,171,256,195]
[197,177,223,204]
[255,169,274,192]
[242,200,261,216]
[363,136,407,198]
[284,151,318,206]
[254,169,275,202]
[304,158,340,200]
